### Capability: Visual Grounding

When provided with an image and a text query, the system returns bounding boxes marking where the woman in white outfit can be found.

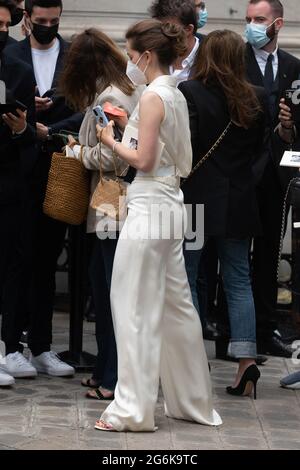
[95,19,222,432]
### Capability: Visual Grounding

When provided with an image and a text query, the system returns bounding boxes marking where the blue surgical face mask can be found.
[198,9,208,29]
[245,19,279,49]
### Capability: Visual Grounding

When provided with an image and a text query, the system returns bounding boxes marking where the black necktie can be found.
[264,53,274,93]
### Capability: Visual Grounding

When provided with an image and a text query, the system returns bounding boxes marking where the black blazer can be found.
[5,35,83,133]
[179,80,268,239]
[0,52,36,205]
[196,32,206,43]
[5,36,17,48]
[246,43,300,190]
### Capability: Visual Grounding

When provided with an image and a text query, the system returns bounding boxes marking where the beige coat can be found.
[77,85,142,233]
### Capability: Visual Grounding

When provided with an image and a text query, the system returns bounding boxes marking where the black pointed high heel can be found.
[226,364,261,399]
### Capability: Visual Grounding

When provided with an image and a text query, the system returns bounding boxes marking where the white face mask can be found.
[126,52,148,86]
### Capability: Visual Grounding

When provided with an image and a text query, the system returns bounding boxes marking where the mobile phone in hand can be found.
[93,105,109,126]
[93,104,123,141]
[0,100,27,116]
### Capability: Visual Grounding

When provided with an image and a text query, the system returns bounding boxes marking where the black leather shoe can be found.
[203,322,222,341]
[258,334,296,358]
[226,364,261,399]
[215,340,268,365]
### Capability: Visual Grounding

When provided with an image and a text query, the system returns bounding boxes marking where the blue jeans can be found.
[216,238,257,358]
[185,238,257,358]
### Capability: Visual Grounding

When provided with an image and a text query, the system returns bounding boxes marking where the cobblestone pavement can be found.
[1,314,300,450]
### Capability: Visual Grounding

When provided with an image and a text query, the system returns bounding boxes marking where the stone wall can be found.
[59,0,300,58]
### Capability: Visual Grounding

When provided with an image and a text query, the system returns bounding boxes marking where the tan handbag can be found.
[90,140,128,221]
[43,146,90,225]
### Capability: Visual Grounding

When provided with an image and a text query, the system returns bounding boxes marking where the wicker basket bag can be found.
[43,147,90,225]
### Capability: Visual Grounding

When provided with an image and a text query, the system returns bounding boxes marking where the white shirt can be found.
[170,37,200,85]
[32,38,60,97]
[252,45,279,79]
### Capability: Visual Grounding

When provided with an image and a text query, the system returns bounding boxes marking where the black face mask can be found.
[31,23,59,45]
[11,8,24,27]
[0,31,8,54]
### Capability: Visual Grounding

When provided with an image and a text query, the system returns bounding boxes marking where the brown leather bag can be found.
[90,140,128,221]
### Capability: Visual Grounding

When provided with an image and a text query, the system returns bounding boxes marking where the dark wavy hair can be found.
[59,28,135,112]
[192,30,262,129]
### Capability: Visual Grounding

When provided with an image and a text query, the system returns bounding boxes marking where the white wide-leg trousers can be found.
[100,180,222,431]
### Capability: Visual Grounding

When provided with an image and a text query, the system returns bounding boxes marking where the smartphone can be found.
[93,105,109,126]
[93,104,123,142]
[0,100,27,115]
[284,89,300,122]
[42,88,56,99]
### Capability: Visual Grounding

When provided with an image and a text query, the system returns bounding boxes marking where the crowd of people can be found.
[0,0,300,433]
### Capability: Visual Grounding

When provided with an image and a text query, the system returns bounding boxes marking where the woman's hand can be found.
[2,109,27,134]
[106,113,128,131]
[279,98,294,129]
[96,121,116,148]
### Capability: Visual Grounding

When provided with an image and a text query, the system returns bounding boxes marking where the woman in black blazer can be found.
[179,30,268,398]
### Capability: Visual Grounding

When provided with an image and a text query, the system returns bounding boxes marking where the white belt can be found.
[136,165,176,178]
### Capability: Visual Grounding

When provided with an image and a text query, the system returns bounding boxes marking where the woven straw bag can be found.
[43,147,90,225]
[90,139,128,221]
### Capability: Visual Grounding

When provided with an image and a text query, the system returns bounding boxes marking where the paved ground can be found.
[1,314,300,451]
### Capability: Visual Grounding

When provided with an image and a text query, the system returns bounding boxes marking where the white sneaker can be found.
[1,352,37,378]
[0,370,15,386]
[31,351,75,377]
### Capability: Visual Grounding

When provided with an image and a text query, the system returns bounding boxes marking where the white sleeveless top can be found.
[127,75,193,178]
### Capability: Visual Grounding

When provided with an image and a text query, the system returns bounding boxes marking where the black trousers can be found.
[1,189,37,354]
[89,236,118,391]
[0,203,19,303]
[1,194,67,356]
[28,212,67,356]
[197,238,219,323]
[252,160,287,340]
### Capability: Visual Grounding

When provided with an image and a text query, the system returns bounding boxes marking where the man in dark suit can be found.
[1,0,83,379]
[150,0,201,84]
[245,0,300,357]
[0,0,36,386]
